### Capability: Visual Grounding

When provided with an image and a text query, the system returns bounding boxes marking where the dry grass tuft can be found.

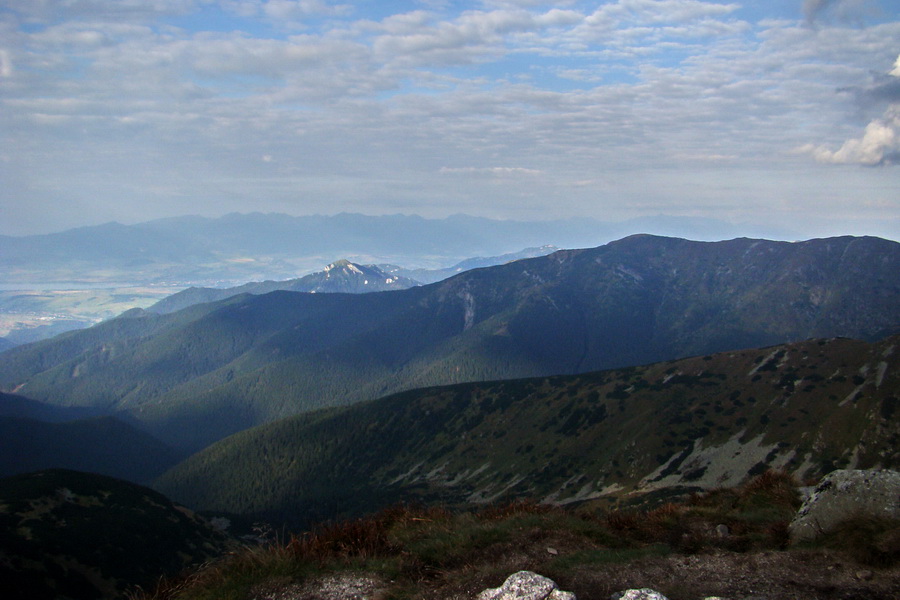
[478,499,553,520]
[818,517,900,567]
[129,470,851,600]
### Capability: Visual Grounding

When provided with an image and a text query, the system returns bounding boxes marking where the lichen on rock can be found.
[788,468,900,543]
[477,571,575,600]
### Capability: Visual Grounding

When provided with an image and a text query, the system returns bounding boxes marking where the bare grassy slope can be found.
[155,334,900,528]
[135,473,900,600]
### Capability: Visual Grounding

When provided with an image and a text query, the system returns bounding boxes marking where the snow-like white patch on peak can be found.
[458,291,476,330]
[324,259,359,273]
[662,371,681,385]
[876,362,888,388]
[748,348,781,377]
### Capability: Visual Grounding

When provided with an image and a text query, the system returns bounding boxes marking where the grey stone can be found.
[611,590,669,600]
[612,589,734,600]
[478,571,575,600]
[789,469,900,543]
[251,573,383,600]
[715,524,730,538]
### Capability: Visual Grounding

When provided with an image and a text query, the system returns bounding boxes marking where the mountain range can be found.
[147,259,420,314]
[4,229,899,600]
[147,247,560,315]
[1,234,897,457]
[379,245,561,285]
[0,213,796,285]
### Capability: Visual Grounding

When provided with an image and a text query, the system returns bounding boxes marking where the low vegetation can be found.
[0,469,233,600]
[154,333,900,529]
[129,471,900,600]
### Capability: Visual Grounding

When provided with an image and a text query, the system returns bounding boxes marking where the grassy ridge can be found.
[154,335,900,529]
[0,469,234,600]
[134,471,900,600]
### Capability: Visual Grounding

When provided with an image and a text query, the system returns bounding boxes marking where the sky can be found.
[0,0,898,238]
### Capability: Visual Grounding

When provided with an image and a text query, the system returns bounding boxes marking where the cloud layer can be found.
[797,52,900,166]
[0,1,898,238]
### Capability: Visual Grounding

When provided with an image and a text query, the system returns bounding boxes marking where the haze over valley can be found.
[0,212,798,348]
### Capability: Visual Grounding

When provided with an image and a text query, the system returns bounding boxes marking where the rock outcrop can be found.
[789,469,900,543]
[611,590,669,600]
[611,591,728,600]
[477,571,575,600]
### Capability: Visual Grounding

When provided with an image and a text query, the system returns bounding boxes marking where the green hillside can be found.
[2,235,899,453]
[154,334,900,529]
[0,469,234,600]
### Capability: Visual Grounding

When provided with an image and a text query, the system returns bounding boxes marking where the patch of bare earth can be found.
[562,550,900,600]
[245,548,899,600]
[250,573,389,600]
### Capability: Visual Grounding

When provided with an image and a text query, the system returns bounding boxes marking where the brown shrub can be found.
[478,499,554,520]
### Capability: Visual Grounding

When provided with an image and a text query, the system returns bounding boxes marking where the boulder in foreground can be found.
[789,469,900,544]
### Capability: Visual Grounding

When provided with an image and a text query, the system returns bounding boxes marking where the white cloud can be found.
[439,166,542,175]
[0,0,201,23]
[0,49,12,77]
[800,107,899,166]
[585,0,740,28]
[1,0,899,237]
[479,1,577,8]
[799,52,900,166]
[370,8,569,67]
[803,0,879,25]
[223,0,352,24]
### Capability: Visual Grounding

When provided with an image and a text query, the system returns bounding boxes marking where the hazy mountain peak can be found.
[324,259,363,275]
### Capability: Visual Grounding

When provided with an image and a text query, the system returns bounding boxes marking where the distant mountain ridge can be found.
[380,245,561,285]
[1,234,898,454]
[0,213,796,284]
[148,259,419,314]
[148,247,560,315]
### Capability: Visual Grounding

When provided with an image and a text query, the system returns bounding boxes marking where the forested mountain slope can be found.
[154,334,900,528]
[0,416,178,483]
[0,469,232,600]
[1,235,898,453]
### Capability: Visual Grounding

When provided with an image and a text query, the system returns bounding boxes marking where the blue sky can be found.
[0,0,898,239]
